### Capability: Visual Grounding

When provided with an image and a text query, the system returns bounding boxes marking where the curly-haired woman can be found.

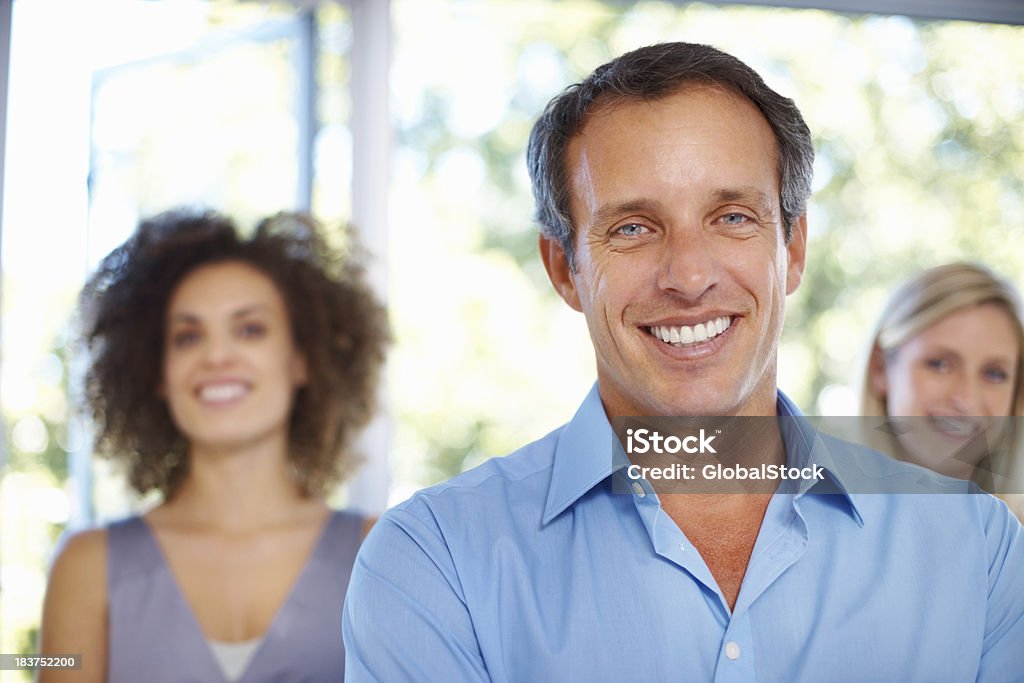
[39,209,389,682]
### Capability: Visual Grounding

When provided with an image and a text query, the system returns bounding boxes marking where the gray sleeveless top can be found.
[107,510,362,682]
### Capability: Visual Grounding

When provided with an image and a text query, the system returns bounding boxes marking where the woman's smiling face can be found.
[873,302,1019,477]
[161,260,308,455]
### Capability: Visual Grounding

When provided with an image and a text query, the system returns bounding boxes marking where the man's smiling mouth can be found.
[647,316,732,347]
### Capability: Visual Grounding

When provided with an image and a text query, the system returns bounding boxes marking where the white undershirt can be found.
[208,637,263,682]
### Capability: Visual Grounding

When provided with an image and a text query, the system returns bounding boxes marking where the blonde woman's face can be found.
[873,303,1019,477]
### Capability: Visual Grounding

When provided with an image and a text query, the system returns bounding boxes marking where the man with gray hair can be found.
[344,42,1023,681]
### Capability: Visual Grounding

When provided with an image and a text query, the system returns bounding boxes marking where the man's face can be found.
[542,86,807,418]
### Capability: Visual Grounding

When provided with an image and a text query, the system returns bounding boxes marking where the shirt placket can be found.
[711,495,809,683]
[633,479,812,682]
[712,614,757,683]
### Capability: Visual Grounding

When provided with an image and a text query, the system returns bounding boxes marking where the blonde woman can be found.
[861,262,1023,512]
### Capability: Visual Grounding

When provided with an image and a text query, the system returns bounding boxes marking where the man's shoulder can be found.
[818,430,975,491]
[815,430,1020,531]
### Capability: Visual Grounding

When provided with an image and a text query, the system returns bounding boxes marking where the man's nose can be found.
[656,225,718,299]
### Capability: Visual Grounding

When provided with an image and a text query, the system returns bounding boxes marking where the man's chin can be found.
[643,393,743,418]
[599,372,755,417]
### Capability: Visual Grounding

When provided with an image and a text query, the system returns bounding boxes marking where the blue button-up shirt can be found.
[344,386,1024,681]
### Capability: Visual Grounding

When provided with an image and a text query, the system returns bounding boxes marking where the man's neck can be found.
[660,490,774,612]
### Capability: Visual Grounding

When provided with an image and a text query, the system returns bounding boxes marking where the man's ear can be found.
[539,235,582,312]
[785,213,808,295]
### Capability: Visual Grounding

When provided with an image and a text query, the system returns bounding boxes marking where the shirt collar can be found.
[542,384,619,525]
[776,392,864,526]
[543,384,864,526]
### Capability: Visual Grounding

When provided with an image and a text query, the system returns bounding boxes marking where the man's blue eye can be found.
[722,213,748,225]
[616,224,646,237]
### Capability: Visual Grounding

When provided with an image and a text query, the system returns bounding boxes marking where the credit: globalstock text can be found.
[623,428,824,482]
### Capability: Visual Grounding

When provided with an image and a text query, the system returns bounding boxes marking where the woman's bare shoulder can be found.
[46,527,107,600]
[55,526,106,563]
[40,528,108,682]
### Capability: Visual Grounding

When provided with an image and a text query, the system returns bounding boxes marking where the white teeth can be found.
[199,382,248,403]
[648,316,732,347]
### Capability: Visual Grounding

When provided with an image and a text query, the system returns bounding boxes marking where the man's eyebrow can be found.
[590,199,667,228]
[712,187,776,212]
[589,189,777,227]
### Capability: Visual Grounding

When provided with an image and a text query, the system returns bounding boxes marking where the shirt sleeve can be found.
[343,507,491,682]
[977,496,1024,682]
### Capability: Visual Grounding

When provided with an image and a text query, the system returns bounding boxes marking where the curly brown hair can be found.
[77,208,390,498]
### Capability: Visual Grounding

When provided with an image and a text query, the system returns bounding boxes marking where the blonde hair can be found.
[859,262,1024,493]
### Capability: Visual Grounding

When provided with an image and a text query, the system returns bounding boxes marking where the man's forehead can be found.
[579,81,763,131]
[566,86,780,185]
[566,85,779,175]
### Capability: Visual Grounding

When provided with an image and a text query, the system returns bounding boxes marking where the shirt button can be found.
[631,482,646,498]
[724,641,741,660]
[679,543,686,552]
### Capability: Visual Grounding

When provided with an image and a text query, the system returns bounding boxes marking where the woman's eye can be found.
[239,322,267,338]
[171,330,200,348]
[614,223,648,237]
[925,357,950,372]
[983,367,1009,383]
